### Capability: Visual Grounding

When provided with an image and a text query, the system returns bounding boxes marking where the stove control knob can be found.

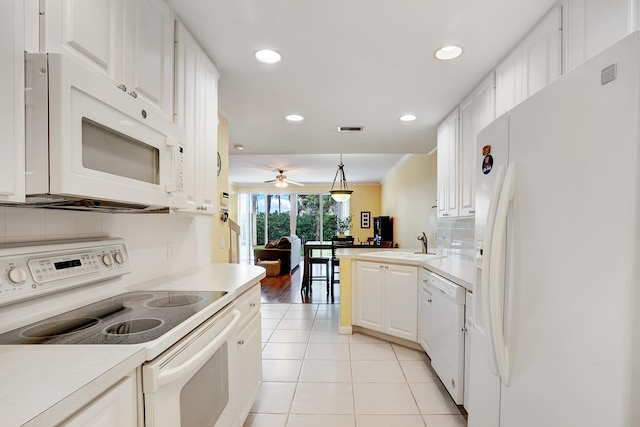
[8,267,27,285]
[102,254,114,267]
[114,252,124,264]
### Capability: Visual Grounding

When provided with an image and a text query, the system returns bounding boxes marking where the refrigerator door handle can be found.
[489,161,516,387]
[479,165,506,376]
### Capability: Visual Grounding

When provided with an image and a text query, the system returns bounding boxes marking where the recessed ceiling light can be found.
[285,114,304,122]
[400,114,417,122]
[254,49,282,64]
[233,144,245,150]
[434,45,463,61]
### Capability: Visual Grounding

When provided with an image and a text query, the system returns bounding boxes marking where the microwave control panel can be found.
[0,239,131,307]
[177,144,184,193]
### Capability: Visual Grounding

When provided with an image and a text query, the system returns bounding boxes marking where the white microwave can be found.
[24,53,187,212]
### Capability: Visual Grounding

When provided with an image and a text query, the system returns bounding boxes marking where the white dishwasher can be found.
[430,272,465,405]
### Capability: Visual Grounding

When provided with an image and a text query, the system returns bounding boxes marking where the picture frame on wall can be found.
[361,211,370,228]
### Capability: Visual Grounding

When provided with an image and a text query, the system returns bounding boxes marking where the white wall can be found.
[0,207,211,285]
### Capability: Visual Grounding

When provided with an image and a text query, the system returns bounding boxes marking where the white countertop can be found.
[338,249,475,291]
[0,263,265,426]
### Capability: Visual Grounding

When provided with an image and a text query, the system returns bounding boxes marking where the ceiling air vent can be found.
[337,126,364,132]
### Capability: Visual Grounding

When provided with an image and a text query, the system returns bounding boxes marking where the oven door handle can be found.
[157,309,241,387]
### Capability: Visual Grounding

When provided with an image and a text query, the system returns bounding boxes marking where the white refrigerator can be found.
[468,31,640,427]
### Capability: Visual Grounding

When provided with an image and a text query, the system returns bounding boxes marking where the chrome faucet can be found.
[417,232,428,254]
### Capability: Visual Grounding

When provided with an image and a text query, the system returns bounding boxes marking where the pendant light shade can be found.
[329,155,353,202]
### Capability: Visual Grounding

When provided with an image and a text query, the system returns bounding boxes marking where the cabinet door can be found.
[198,55,219,212]
[418,279,432,355]
[174,21,200,212]
[496,5,562,116]
[564,0,633,71]
[459,96,475,217]
[237,313,262,425]
[61,373,138,427]
[123,0,173,118]
[495,48,522,117]
[436,109,459,218]
[459,72,495,217]
[43,0,124,80]
[521,5,562,99]
[385,264,418,341]
[0,0,25,202]
[353,261,384,332]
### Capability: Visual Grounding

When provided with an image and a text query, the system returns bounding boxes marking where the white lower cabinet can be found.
[235,284,262,425]
[353,261,418,342]
[61,371,138,427]
[418,268,433,355]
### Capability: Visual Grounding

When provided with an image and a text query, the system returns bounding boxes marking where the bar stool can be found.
[308,249,331,295]
[331,237,354,293]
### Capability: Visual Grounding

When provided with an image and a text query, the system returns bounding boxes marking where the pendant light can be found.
[329,154,353,202]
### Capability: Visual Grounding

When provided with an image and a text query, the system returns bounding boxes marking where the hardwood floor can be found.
[259,264,341,304]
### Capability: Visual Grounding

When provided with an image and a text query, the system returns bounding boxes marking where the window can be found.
[237,192,349,263]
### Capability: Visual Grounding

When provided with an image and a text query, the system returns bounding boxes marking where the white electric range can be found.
[0,238,254,427]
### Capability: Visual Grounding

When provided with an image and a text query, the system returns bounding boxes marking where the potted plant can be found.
[336,216,352,237]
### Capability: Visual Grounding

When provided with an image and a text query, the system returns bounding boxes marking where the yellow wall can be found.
[381,154,437,250]
[210,114,230,263]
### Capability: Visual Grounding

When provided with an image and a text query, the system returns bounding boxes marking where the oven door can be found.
[142,305,240,427]
[25,53,187,209]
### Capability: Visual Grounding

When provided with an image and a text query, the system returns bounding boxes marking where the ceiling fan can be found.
[264,170,304,188]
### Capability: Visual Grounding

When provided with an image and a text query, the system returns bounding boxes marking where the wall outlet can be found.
[220,236,225,249]
[167,241,173,260]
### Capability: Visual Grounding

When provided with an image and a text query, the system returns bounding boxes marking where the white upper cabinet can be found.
[42,0,174,119]
[174,21,219,214]
[563,0,639,71]
[437,109,459,218]
[123,0,174,118]
[41,0,123,80]
[199,55,219,212]
[496,5,562,117]
[459,72,495,217]
[0,0,25,203]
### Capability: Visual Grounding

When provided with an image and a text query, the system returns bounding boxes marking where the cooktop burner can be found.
[0,290,228,345]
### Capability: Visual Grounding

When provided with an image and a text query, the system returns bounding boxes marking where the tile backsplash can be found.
[436,216,475,259]
[0,207,211,285]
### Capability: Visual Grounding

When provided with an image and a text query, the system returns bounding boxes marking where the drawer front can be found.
[236,283,261,329]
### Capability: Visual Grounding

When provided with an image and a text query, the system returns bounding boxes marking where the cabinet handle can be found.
[428,299,432,303]
[237,339,245,345]
[117,83,127,92]
[128,90,138,99]
[141,109,147,119]
[249,302,256,307]
[443,213,449,217]
[469,209,476,214]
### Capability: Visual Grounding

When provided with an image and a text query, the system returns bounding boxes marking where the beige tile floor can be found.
[244,303,467,427]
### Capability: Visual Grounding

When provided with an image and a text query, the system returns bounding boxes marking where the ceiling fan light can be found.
[274,179,288,188]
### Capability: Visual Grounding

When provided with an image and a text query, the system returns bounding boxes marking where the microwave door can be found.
[27,53,187,209]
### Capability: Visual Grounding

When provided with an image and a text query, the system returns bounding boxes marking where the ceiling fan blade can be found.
[286,180,305,186]
[264,179,278,183]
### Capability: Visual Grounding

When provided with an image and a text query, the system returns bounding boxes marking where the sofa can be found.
[253,235,301,275]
